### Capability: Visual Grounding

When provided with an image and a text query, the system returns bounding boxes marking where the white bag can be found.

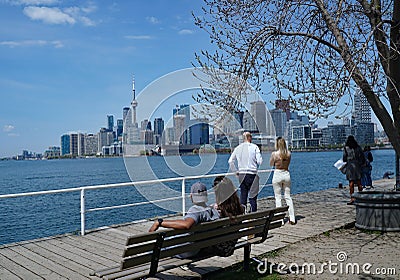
[334,159,347,174]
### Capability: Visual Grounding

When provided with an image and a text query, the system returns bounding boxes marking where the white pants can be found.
[272,169,295,223]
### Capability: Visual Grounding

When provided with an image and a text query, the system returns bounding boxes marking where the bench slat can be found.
[124,207,286,246]
[121,218,277,269]
[123,217,271,258]
[94,206,289,279]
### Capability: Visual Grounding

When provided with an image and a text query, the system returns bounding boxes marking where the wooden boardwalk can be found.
[0,179,394,279]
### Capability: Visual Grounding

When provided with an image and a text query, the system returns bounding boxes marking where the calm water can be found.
[0,149,395,245]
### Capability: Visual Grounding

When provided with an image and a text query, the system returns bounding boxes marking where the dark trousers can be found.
[238,173,258,212]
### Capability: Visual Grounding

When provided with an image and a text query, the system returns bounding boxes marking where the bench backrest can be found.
[121,206,288,270]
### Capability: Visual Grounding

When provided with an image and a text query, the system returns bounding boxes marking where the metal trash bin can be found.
[353,191,400,232]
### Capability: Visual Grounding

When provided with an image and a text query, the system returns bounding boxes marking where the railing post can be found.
[80,189,85,236]
[181,178,186,217]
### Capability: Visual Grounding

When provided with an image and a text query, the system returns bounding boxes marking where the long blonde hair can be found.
[276,137,289,160]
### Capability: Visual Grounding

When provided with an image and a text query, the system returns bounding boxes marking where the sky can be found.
[0,0,219,157]
[0,0,382,158]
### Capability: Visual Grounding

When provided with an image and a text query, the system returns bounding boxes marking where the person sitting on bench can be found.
[149,181,219,232]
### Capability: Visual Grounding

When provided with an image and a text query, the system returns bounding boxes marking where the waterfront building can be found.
[321,123,350,146]
[84,133,98,156]
[140,119,151,131]
[353,122,375,146]
[164,127,175,145]
[270,108,287,137]
[116,119,123,139]
[351,89,374,145]
[140,130,154,145]
[242,110,257,132]
[153,117,165,145]
[189,121,209,145]
[173,104,190,145]
[275,99,291,120]
[173,114,186,145]
[107,115,114,132]
[123,77,140,146]
[354,89,371,123]
[290,125,320,148]
[77,133,85,156]
[61,134,70,156]
[122,107,129,122]
[70,133,78,156]
[102,141,123,156]
[251,100,267,134]
[43,146,60,158]
[98,128,114,153]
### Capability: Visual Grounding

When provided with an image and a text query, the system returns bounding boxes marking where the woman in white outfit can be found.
[269,137,296,225]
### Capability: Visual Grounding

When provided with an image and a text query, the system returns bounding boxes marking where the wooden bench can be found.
[91,206,288,280]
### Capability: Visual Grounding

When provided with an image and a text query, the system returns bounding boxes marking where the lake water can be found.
[0,149,395,245]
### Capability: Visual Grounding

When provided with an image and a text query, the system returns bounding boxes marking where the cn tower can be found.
[131,76,138,127]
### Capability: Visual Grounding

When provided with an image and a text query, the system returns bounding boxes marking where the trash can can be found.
[353,191,400,232]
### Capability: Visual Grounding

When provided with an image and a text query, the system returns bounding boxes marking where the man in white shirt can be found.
[228,132,263,212]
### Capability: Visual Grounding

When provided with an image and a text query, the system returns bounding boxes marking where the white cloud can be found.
[0,39,64,48]
[23,6,76,24]
[3,0,59,5]
[178,29,194,35]
[146,16,160,24]
[124,35,153,40]
[3,125,15,132]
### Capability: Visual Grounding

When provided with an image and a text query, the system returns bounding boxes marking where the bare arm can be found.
[149,218,196,232]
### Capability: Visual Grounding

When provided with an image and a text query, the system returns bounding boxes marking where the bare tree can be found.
[194,0,400,188]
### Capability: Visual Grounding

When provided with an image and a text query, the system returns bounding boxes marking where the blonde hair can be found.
[276,137,289,160]
[243,131,252,142]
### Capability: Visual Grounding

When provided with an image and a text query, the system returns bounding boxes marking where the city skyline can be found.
[0,1,384,158]
[0,0,212,157]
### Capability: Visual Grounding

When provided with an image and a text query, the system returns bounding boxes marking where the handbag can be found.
[334,159,347,174]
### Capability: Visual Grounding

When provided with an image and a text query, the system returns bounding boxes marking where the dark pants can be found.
[238,174,259,212]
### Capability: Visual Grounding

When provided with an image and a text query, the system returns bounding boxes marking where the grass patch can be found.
[204,259,283,280]
[359,229,383,235]
[323,231,330,237]
[260,249,280,259]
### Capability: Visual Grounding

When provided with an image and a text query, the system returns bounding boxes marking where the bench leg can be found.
[244,244,251,271]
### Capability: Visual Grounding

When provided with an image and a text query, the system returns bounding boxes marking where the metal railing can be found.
[0,169,272,236]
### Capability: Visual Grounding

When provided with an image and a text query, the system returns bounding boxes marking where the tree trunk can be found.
[390,0,400,191]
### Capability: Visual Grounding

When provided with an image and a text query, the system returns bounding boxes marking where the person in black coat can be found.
[343,136,366,204]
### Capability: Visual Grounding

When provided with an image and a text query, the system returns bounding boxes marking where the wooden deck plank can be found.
[89,229,129,243]
[0,265,22,280]
[23,242,93,278]
[81,234,126,250]
[45,238,117,268]
[60,235,121,260]
[10,244,88,280]
[0,247,67,280]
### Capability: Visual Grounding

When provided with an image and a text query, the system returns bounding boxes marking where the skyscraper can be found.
[107,115,114,132]
[122,107,129,122]
[131,77,138,127]
[251,100,267,134]
[275,99,291,120]
[61,134,70,156]
[353,89,371,123]
[353,89,374,145]
[154,117,164,145]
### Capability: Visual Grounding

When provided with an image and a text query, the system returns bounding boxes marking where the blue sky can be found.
[0,0,382,158]
[0,0,216,157]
